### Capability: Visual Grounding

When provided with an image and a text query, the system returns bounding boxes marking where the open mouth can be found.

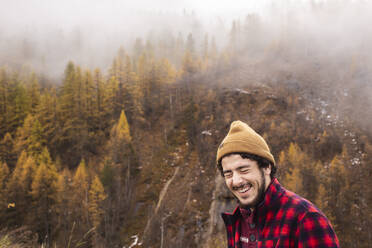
[235,183,252,193]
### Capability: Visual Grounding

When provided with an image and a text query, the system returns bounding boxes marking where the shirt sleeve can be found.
[298,211,340,248]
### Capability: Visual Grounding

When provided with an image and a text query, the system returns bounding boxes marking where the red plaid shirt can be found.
[221,178,339,248]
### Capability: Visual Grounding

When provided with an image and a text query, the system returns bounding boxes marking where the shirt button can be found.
[249,234,256,242]
[250,223,255,229]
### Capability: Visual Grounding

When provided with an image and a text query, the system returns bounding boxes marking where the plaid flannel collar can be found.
[222,178,283,219]
[256,178,284,213]
[221,178,283,248]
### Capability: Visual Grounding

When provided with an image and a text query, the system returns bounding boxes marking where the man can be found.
[216,120,339,248]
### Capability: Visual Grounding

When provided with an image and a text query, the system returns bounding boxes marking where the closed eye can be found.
[223,171,232,178]
[238,164,252,173]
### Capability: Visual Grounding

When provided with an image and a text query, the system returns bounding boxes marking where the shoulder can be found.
[298,211,339,247]
[279,187,324,220]
[280,189,339,246]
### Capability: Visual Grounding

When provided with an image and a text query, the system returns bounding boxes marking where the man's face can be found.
[221,154,271,209]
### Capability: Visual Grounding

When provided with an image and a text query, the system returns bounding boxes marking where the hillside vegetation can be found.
[1,3,372,247]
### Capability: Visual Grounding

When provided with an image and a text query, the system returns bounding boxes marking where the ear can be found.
[263,164,271,176]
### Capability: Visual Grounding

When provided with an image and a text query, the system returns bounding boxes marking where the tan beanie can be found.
[216,120,275,165]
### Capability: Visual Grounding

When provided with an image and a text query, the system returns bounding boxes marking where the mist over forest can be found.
[1,0,372,247]
[2,0,372,124]
[2,0,372,77]
[0,0,372,132]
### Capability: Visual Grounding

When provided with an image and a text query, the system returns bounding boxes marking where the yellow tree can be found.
[109,46,126,81]
[89,175,107,228]
[135,52,151,123]
[30,149,58,245]
[6,151,37,226]
[5,73,31,134]
[14,114,45,158]
[287,142,306,166]
[328,147,355,244]
[280,143,311,198]
[111,110,131,143]
[72,159,90,232]
[89,175,107,246]
[27,72,40,113]
[36,88,59,156]
[83,69,94,117]
[58,61,87,166]
[277,150,287,179]
[104,111,135,242]
[109,109,132,166]
[0,68,9,136]
[158,58,177,123]
[0,162,9,212]
[182,51,198,76]
[109,47,126,118]
[104,76,119,122]
[284,165,303,194]
[314,161,336,224]
[75,68,108,154]
[121,55,139,123]
[0,161,9,188]
[136,53,148,90]
[0,132,17,167]
[7,151,28,190]
[55,169,74,246]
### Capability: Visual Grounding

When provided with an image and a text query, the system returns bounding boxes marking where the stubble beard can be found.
[238,169,267,209]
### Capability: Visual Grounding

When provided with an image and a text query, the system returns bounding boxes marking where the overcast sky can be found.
[1,0,371,78]
[0,0,273,76]
[1,0,268,30]
[2,0,267,20]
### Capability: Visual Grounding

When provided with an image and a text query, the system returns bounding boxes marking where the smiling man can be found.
[216,120,339,248]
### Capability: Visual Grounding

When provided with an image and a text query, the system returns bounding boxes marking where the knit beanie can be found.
[216,120,275,165]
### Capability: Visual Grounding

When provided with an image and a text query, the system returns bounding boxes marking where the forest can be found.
[1,1,372,247]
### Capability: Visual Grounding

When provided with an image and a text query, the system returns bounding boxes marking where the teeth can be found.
[238,184,252,193]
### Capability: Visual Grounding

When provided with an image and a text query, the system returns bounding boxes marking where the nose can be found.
[231,172,244,187]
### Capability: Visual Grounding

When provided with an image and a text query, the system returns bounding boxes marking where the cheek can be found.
[225,179,232,188]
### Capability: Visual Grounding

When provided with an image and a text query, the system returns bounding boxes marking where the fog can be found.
[1,0,372,87]
[0,0,268,77]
